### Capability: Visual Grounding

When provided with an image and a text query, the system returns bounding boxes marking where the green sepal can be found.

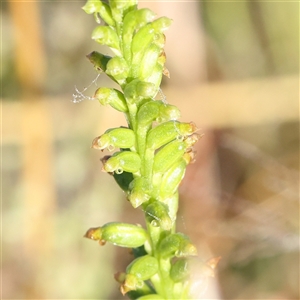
[152,140,187,174]
[124,79,157,103]
[151,16,173,32]
[158,233,197,259]
[163,192,179,223]
[143,201,173,231]
[158,103,181,122]
[123,8,156,38]
[147,121,196,151]
[159,158,187,200]
[105,56,129,85]
[102,151,141,174]
[143,63,164,90]
[92,127,135,151]
[86,51,111,72]
[137,100,160,126]
[104,222,148,247]
[82,0,102,14]
[82,0,115,26]
[128,177,151,208]
[137,44,161,81]
[84,222,148,248]
[123,8,156,62]
[121,255,159,293]
[96,1,115,26]
[126,255,159,280]
[137,101,181,127]
[131,23,155,64]
[91,26,121,56]
[94,87,128,112]
[131,18,171,68]
[108,0,137,24]
[170,258,189,283]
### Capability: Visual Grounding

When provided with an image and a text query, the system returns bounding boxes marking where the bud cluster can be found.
[81,1,215,299]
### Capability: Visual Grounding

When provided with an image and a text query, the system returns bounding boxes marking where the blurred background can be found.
[2,0,299,299]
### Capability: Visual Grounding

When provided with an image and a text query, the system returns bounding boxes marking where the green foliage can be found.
[81,0,211,298]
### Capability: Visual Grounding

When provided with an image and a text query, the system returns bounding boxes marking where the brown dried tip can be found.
[201,256,221,278]
[189,122,199,133]
[83,227,98,239]
[183,149,197,164]
[100,155,111,164]
[163,66,170,78]
[91,136,101,149]
[114,271,126,284]
[120,285,127,296]
[206,256,221,270]
[100,156,114,174]
[84,227,105,245]
[184,133,200,148]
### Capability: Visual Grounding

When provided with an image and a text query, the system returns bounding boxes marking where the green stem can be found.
[145,218,175,299]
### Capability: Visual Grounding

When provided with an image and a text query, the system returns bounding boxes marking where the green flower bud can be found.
[126,255,159,280]
[82,0,101,14]
[123,8,156,34]
[163,192,179,223]
[96,1,115,26]
[105,57,129,84]
[153,140,187,175]
[123,8,156,61]
[157,103,181,122]
[102,151,141,174]
[109,0,137,23]
[120,254,159,293]
[84,222,148,248]
[82,0,115,26]
[151,17,173,32]
[170,258,189,283]
[92,127,136,151]
[137,44,161,81]
[131,17,171,67]
[121,255,159,295]
[144,201,172,230]
[86,51,111,72]
[131,23,156,65]
[158,233,197,259]
[91,26,121,56]
[159,158,187,200]
[147,121,197,151]
[128,177,151,208]
[124,79,157,103]
[143,63,163,90]
[137,100,160,126]
[94,87,128,112]
[137,101,180,127]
